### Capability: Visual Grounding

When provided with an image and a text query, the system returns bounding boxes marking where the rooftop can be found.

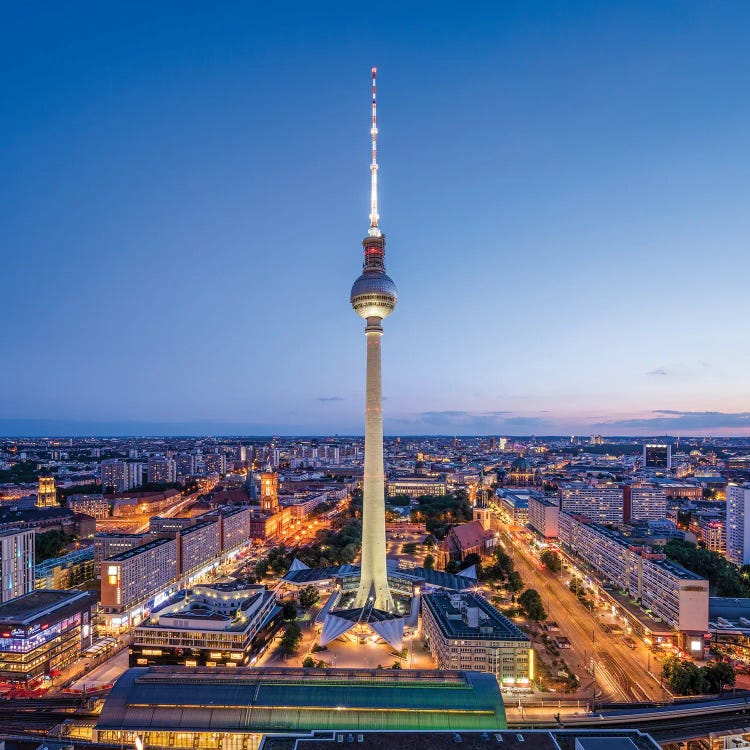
[108,536,174,562]
[97,666,507,732]
[0,589,95,626]
[261,729,660,750]
[422,591,529,642]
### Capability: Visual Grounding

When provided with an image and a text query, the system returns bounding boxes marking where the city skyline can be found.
[3,4,750,437]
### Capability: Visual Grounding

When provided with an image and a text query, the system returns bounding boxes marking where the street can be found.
[500,528,666,703]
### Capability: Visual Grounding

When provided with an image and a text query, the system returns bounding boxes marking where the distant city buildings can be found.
[643,443,672,470]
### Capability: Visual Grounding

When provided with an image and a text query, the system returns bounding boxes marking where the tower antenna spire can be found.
[368,67,381,237]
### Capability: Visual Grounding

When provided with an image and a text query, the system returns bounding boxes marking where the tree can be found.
[299,586,320,608]
[507,571,524,593]
[279,621,302,655]
[569,577,583,594]
[540,550,562,573]
[445,561,460,574]
[282,599,298,621]
[302,656,316,668]
[702,661,735,694]
[255,559,269,579]
[423,554,435,570]
[493,549,515,580]
[518,589,547,622]
[391,661,402,669]
[35,529,69,562]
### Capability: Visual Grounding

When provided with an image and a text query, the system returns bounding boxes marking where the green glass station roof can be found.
[97,666,506,732]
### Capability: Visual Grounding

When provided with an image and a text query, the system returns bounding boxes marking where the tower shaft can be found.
[354,318,394,610]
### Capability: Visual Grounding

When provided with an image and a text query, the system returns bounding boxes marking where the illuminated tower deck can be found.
[350,68,397,612]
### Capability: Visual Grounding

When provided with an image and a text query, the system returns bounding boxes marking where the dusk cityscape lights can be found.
[3,4,750,750]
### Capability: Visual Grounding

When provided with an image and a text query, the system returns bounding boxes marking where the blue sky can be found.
[2,2,750,437]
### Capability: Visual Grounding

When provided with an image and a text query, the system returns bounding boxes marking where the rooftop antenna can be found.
[368,67,381,237]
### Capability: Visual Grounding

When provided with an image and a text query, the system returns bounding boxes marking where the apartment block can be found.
[559,512,708,636]
[528,495,559,538]
[101,460,143,493]
[624,485,668,522]
[100,537,179,627]
[559,483,623,524]
[147,458,177,485]
[177,520,220,579]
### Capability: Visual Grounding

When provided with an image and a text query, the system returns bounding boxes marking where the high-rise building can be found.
[0,528,35,603]
[148,458,177,484]
[36,475,57,507]
[727,483,750,566]
[643,443,672,470]
[101,460,142,493]
[175,453,196,477]
[350,68,397,612]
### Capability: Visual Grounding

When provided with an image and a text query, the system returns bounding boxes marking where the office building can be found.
[94,667,507,746]
[148,458,177,484]
[624,485,668,522]
[422,591,532,686]
[130,582,279,668]
[101,459,142,493]
[36,476,57,507]
[0,589,97,683]
[727,483,750,566]
[0,528,35,603]
[528,495,559,538]
[559,483,623,524]
[643,443,672,470]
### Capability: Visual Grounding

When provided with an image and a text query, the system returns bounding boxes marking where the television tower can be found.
[350,68,397,612]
